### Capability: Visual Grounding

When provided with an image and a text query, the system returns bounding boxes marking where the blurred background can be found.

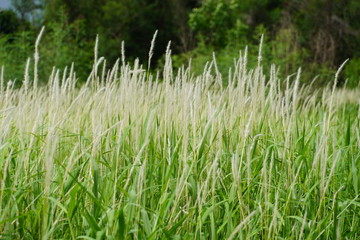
[0,0,359,87]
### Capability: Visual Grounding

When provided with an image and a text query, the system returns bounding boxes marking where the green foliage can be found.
[1,0,360,87]
[344,58,360,88]
[0,13,93,84]
[99,0,159,62]
[0,10,25,34]
[10,0,39,20]
[42,0,196,64]
[39,15,94,82]
[189,0,237,48]
[185,0,360,87]
[0,45,359,238]
[0,31,34,84]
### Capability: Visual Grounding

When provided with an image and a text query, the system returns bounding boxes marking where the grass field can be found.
[0,35,359,239]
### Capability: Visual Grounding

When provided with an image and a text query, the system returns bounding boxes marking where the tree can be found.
[10,0,41,21]
[0,10,22,34]
[42,0,198,65]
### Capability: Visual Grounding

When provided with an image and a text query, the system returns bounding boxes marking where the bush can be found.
[344,58,360,88]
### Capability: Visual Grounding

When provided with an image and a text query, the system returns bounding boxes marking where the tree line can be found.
[1,0,359,87]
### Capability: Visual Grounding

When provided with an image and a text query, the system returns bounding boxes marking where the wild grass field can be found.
[0,32,359,239]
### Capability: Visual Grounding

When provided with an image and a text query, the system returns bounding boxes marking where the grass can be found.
[0,32,359,239]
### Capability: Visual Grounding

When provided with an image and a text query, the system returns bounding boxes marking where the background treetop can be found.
[0,0,359,87]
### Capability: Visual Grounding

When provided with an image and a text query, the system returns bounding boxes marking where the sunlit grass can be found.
[0,32,359,239]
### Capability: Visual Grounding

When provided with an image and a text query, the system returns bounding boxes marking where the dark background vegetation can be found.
[0,0,359,87]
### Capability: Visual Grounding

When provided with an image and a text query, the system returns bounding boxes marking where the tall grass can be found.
[0,31,359,239]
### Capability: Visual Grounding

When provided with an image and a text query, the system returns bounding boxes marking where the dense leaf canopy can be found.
[0,0,359,87]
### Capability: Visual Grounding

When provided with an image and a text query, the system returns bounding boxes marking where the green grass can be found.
[0,36,359,239]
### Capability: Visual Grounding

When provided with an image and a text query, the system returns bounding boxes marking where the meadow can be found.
[0,32,359,239]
